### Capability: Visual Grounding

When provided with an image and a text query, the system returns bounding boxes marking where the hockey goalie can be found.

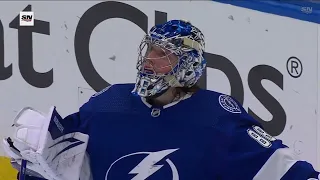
[3,20,320,180]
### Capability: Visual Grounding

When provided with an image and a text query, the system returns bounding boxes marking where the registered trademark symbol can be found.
[286,57,302,78]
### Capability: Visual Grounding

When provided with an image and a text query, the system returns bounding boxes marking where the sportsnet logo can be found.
[19,11,34,26]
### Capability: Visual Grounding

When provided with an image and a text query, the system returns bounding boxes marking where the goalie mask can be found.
[132,20,206,97]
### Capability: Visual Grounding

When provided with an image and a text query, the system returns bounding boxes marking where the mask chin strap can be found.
[146,75,182,105]
[164,75,182,87]
[146,87,169,101]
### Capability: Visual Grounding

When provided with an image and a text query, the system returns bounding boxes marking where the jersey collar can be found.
[140,93,192,109]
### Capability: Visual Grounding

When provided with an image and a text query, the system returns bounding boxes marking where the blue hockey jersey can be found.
[24,83,319,180]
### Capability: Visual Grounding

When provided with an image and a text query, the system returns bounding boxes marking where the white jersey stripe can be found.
[253,148,298,180]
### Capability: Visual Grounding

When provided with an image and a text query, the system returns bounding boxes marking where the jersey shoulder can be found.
[81,83,137,113]
[196,89,260,129]
[91,83,135,98]
[196,89,244,115]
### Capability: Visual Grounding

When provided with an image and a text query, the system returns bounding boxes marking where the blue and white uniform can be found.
[23,83,319,180]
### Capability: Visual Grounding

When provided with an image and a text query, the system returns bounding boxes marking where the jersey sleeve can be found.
[217,95,319,180]
[60,100,93,135]
[16,86,113,180]
[55,85,112,135]
[223,123,319,180]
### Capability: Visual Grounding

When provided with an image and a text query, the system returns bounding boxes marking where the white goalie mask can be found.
[132,20,206,98]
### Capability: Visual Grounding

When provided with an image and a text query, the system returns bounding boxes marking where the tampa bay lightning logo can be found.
[105,149,179,180]
[218,95,241,113]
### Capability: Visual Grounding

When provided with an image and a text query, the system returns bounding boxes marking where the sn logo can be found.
[301,7,312,14]
[19,11,34,26]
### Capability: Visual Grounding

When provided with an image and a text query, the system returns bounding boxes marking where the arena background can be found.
[0,0,319,179]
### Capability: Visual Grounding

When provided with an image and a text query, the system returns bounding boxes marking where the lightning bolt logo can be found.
[128,149,179,180]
